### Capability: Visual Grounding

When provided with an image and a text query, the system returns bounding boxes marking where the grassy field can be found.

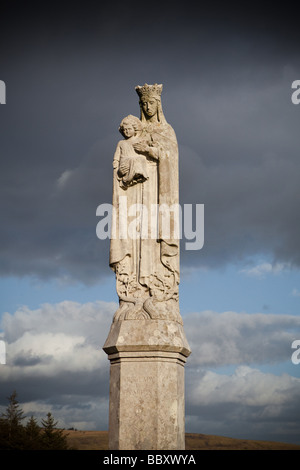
[63,430,300,450]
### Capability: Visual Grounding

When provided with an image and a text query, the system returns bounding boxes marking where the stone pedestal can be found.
[103,319,191,450]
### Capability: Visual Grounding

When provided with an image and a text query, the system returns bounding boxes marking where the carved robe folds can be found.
[110,119,181,323]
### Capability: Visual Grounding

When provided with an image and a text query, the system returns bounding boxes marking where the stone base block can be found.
[103,319,191,450]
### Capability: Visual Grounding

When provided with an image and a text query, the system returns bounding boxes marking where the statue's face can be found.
[141,98,158,117]
[122,123,135,138]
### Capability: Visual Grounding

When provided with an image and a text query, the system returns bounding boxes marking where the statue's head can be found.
[135,83,166,123]
[119,114,142,138]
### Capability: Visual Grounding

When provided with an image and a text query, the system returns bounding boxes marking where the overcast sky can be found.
[1,1,300,446]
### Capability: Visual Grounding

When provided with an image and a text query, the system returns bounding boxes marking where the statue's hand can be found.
[119,160,130,174]
[132,142,149,154]
[133,142,159,160]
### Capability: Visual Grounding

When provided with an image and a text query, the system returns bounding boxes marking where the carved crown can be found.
[135,83,163,100]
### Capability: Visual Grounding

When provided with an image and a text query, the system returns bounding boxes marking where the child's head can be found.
[119,115,142,139]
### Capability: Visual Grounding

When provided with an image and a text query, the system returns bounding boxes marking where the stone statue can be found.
[104,84,191,450]
[110,84,181,323]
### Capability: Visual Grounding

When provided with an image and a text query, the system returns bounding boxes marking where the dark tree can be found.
[0,391,26,449]
[0,392,70,450]
[24,415,43,450]
[40,412,69,450]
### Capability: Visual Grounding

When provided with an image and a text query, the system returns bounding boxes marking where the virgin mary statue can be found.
[109,84,181,324]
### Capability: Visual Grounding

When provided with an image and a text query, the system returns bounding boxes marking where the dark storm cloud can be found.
[1,2,300,283]
[13,354,50,367]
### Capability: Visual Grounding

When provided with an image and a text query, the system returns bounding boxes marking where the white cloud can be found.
[240,262,290,279]
[0,300,116,429]
[1,300,116,344]
[184,310,300,366]
[5,304,298,378]
[186,365,300,442]
[189,366,300,407]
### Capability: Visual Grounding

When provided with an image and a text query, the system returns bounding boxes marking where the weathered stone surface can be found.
[108,350,186,450]
[104,319,191,450]
[103,319,191,356]
[109,83,181,323]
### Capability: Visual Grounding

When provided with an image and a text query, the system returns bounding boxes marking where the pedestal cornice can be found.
[103,319,191,359]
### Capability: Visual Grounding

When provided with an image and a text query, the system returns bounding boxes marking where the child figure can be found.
[114,115,149,188]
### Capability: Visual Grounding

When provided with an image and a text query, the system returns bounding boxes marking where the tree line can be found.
[0,391,70,450]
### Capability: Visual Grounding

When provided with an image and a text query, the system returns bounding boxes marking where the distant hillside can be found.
[63,430,300,450]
